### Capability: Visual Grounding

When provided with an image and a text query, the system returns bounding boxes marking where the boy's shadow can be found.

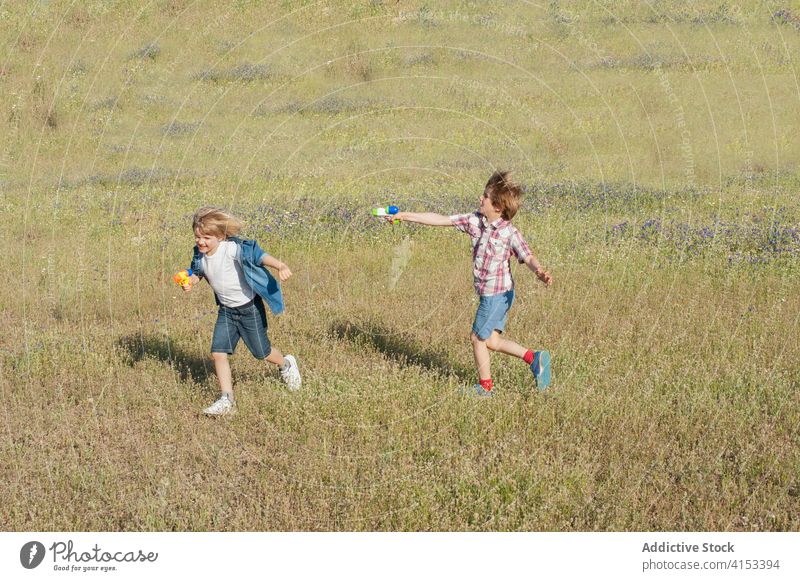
[117,334,211,386]
[329,320,470,382]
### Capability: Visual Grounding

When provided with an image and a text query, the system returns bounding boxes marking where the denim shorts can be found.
[211,296,272,359]
[472,289,515,340]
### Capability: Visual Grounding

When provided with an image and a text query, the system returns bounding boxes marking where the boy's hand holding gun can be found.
[173,268,200,292]
[372,205,400,224]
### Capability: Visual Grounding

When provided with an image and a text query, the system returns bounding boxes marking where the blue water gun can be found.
[372,205,400,224]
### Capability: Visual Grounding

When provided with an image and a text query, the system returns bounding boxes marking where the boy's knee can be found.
[211,352,229,361]
[485,334,500,351]
[470,331,487,346]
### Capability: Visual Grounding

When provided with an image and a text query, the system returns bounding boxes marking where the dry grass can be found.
[1,0,799,531]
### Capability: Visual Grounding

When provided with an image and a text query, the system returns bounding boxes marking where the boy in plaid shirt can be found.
[390,171,552,396]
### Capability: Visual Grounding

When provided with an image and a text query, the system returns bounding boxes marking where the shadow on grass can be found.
[329,320,471,382]
[117,334,211,385]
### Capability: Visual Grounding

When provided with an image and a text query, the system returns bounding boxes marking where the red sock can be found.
[479,378,494,391]
[523,350,535,365]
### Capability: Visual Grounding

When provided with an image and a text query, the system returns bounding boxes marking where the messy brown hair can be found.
[484,170,523,220]
[192,206,243,238]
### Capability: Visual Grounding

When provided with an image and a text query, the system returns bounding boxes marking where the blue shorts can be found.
[211,296,272,359]
[472,289,515,340]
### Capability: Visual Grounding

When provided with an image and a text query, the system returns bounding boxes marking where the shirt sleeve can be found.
[449,213,471,233]
[253,240,267,263]
[510,229,533,264]
[190,246,205,279]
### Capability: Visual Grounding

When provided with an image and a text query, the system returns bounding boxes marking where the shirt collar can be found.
[480,213,508,230]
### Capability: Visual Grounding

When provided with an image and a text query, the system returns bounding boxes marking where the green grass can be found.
[1,1,799,531]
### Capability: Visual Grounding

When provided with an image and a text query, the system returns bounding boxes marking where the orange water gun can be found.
[173,268,194,290]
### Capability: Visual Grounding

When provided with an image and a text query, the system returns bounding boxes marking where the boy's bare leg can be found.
[470,332,493,381]
[212,352,234,395]
[485,331,527,359]
[264,347,286,367]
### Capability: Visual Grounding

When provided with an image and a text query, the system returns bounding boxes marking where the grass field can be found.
[1,1,799,531]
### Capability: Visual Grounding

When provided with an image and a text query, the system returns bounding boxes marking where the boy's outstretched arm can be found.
[524,255,553,286]
[394,212,452,226]
[261,254,293,282]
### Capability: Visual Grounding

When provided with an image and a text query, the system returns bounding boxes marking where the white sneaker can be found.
[280,355,301,391]
[203,395,236,416]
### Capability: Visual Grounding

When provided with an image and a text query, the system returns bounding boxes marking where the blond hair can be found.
[484,170,523,220]
[192,207,243,238]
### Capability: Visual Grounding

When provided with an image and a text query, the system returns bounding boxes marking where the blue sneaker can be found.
[531,351,551,390]
[460,384,494,398]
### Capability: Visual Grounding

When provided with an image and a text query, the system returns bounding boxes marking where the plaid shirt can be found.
[450,212,533,296]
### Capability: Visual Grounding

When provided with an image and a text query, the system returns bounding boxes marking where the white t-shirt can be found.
[201,240,255,307]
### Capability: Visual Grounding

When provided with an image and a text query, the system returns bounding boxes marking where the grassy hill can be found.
[1,1,798,530]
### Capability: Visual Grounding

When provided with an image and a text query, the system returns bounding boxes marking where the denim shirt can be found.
[190,236,285,315]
